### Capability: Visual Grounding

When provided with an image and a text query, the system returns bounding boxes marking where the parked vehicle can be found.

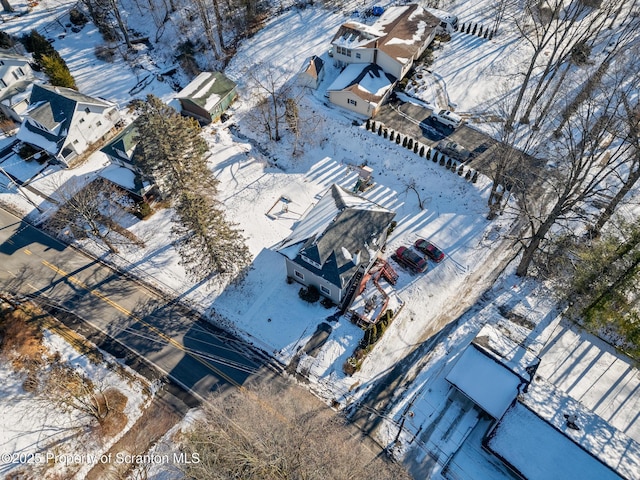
[435,140,473,162]
[414,239,445,263]
[394,246,428,273]
[431,109,462,129]
[425,7,459,33]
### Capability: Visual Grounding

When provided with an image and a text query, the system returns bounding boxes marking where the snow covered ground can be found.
[1,0,639,478]
[0,327,150,479]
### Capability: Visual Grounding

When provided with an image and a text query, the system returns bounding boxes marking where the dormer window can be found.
[84,107,90,114]
[79,118,85,123]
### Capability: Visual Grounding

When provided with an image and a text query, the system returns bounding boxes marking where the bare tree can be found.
[1,0,14,13]
[47,177,144,254]
[515,90,629,276]
[179,380,411,480]
[248,66,291,141]
[505,0,617,129]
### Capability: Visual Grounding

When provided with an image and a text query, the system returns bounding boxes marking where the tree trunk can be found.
[592,164,640,235]
[211,0,226,53]
[110,0,133,49]
[506,49,541,130]
[1,0,14,12]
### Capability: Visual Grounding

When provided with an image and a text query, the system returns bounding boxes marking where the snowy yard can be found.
[0,305,150,480]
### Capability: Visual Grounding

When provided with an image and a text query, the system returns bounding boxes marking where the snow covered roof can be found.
[517,379,640,480]
[331,22,381,49]
[18,84,115,156]
[277,184,395,289]
[0,79,33,107]
[472,323,540,381]
[375,5,439,65]
[445,343,524,419]
[178,71,237,113]
[100,120,140,164]
[328,63,396,104]
[331,4,439,66]
[486,401,624,480]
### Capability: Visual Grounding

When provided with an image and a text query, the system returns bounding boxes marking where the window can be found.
[355,52,361,59]
[346,49,351,57]
[12,71,19,80]
[73,139,79,144]
[18,67,25,76]
[96,121,102,127]
[347,98,357,106]
[79,118,85,124]
[84,107,90,114]
[294,270,304,280]
[0,79,5,88]
[320,285,330,295]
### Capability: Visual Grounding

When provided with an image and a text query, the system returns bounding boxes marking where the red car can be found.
[395,246,428,273]
[414,239,445,263]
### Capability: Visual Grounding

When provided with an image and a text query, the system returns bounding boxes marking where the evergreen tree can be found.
[172,192,251,282]
[40,54,77,89]
[134,95,251,282]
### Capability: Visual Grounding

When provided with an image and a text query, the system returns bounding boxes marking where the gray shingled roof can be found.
[283,185,395,289]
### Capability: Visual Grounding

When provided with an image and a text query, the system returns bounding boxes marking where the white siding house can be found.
[327,63,396,117]
[17,84,120,166]
[0,52,34,122]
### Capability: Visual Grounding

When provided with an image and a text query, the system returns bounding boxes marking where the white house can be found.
[0,51,34,122]
[327,63,396,117]
[17,84,120,166]
[331,4,439,80]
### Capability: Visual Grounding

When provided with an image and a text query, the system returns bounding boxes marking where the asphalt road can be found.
[0,207,265,401]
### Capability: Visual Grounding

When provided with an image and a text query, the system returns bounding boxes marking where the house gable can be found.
[278,185,395,295]
[331,4,439,80]
[18,84,119,165]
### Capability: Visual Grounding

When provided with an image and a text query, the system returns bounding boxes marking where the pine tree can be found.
[40,54,77,89]
[172,191,251,282]
[134,95,251,282]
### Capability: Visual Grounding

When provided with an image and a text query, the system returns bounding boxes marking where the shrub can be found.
[407,138,413,149]
[419,145,425,157]
[321,297,334,309]
[41,53,77,89]
[383,129,388,139]
[439,155,445,166]
[69,8,88,26]
[18,143,39,160]
[0,31,16,49]
[472,171,479,183]
[465,169,472,181]
[402,136,408,147]
[378,125,383,136]
[389,131,395,141]
[387,220,397,236]
[94,45,116,62]
[446,158,452,169]
[458,164,464,175]
[451,162,457,172]
[413,143,419,154]
[366,119,371,130]
[299,285,320,303]
[396,134,401,144]
[136,201,153,219]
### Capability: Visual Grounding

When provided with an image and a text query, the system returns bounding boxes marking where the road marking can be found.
[23,248,32,255]
[40,259,242,388]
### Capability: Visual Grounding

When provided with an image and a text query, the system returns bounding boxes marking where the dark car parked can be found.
[414,239,445,263]
[435,140,473,162]
[395,246,428,273]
